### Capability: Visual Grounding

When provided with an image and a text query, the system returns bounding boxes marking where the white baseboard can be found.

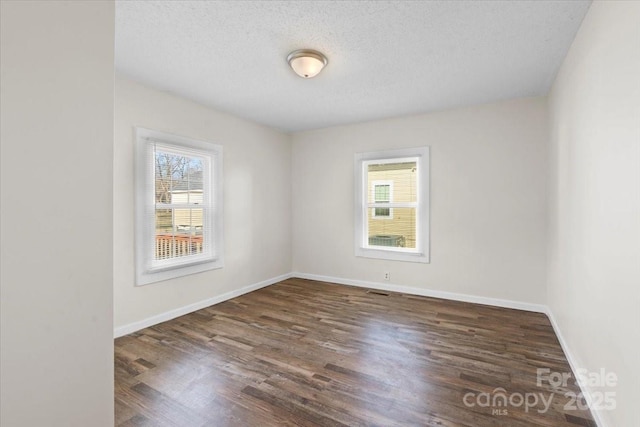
[291,272,547,313]
[113,272,292,338]
[544,307,607,427]
[114,272,545,339]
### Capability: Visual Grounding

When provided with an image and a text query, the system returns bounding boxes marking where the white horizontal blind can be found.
[145,140,216,271]
[364,157,420,252]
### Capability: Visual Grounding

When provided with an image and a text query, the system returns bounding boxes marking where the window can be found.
[372,180,393,218]
[354,147,430,263]
[135,128,223,285]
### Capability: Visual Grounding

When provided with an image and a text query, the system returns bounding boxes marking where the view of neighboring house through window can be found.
[355,147,430,263]
[135,128,223,285]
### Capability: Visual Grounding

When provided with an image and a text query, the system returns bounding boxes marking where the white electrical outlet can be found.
[384,272,390,281]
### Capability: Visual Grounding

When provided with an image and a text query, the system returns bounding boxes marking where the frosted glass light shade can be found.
[287,49,328,78]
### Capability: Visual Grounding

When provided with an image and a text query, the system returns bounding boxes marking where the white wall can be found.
[292,97,548,304]
[547,2,640,426]
[0,2,115,426]
[113,77,292,330]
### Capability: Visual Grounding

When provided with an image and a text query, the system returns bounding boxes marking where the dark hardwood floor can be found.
[115,278,595,426]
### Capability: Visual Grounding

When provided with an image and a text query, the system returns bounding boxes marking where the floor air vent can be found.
[367,290,390,296]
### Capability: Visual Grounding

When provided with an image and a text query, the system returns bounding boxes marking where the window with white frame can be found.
[354,147,430,263]
[371,180,393,218]
[135,128,223,285]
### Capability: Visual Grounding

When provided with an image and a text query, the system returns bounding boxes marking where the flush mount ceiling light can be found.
[287,49,328,79]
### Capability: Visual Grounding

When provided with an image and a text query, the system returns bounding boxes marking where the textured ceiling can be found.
[115,1,591,133]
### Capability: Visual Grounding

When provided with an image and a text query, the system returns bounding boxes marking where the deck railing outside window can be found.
[155,234,203,260]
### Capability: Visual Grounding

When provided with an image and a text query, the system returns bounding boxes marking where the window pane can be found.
[155,208,173,260]
[154,150,204,204]
[374,184,390,202]
[155,208,204,261]
[155,208,173,234]
[367,161,417,203]
[374,207,390,217]
[368,207,416,249]
[186,159,203,204]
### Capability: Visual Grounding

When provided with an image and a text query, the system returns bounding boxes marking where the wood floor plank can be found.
[115,278,596,426]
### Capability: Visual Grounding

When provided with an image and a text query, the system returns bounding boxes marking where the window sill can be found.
[355,247,429,263]
[136,259,224,286]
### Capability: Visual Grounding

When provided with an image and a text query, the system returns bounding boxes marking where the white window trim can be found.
[354,147,430,263]
[135,127,224,286]
[371,180,394,219]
